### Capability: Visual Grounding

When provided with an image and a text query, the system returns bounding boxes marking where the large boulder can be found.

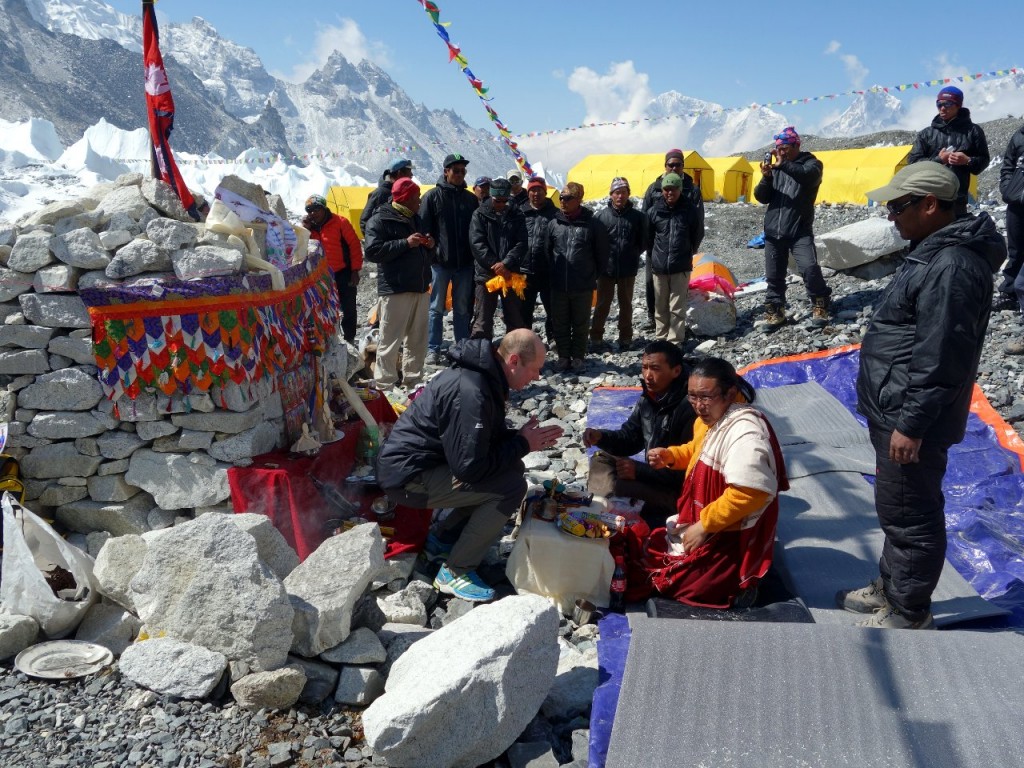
[56,492,154,536]
[97,185,151,220]
[22,442,102,479]
[0,325,55,350]
[145,218,198,250]
[128,514,294,671]
[818,216,908,270]
[206,422,280,463]
[284,524,385,657]
[687,290,737,336]
[229,513,300,581]
[172,246,244,281]
[119,637,226,699]
[52,228,111,270]
[75,602,142,657]
[363,595,560,768]
[105,239,172,279]
[0,267,34,303]
[141,179,194,222]
[125,450,231,509]
[94,534,147,611]
[8,230,54,272]
[27,411,108,439]
[19,293,91,329]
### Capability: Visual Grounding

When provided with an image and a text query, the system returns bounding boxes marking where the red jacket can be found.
[310,212,363,272]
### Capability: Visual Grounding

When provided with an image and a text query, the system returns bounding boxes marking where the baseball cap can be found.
[506,169,523,183]
[865,161,959,203]
[661,173,683,190]
[474,176,491,187]
[444,153,469,168]
[490,178,512,198]
[389,158,413,174]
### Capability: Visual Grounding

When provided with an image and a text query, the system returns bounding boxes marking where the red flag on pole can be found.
[142,0,198,220]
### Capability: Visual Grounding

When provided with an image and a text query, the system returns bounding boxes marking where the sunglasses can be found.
[936,100,957,108]
[886,196,924,216]
[666,162,683,169]
[559,194,576,202]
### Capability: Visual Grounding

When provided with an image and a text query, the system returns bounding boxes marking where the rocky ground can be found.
[4,122,1024,768]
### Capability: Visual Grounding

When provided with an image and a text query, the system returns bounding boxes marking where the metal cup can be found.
[572,598,598,626]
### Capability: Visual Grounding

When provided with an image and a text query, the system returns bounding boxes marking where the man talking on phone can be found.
[363,177,435,391]
[582,340,695,528]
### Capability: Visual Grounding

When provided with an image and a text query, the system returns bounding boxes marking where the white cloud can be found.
[825,41,869,89]
[566,61,653,122]
[272,18,389,83]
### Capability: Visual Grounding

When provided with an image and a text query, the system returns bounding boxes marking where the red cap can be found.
[527,177,547,191]
[392,177,420,204]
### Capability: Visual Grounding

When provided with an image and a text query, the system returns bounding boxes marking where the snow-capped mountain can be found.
[12,0,516,179]
[819,89,905,138]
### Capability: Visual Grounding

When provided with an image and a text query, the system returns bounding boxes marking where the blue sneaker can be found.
[423,532,452,563]
[433,565,495,602]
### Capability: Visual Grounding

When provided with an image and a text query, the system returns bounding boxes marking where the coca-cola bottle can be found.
[609,555,627,613]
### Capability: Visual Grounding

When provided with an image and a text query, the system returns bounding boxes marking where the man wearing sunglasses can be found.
[755,125,831,330]
[840,161,1005,630]
[907,86,989,217]
[420,153,480,366]
[642,149,705,332]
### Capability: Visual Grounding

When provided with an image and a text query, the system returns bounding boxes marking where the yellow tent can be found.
[567,151,715,202]
[809,146,978,206]
[326,186,374,238]
[705,156,756,202]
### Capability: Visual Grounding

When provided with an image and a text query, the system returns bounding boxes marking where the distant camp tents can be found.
[327,147,979,233]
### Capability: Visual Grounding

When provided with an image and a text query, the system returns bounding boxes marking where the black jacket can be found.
[469,199,529,284]
[645,196,703,275]
[521,198,558,279]
[377,339,529,488]
[594,374,696,490]
[908,108,990,205]
[754,151,823,239]
[999,124,1024,206]
[857,213,1005,446]
[360,174,393,235]
[509,188,529,211]
[420,178,479,270]
[594,202,645,279]
[544,207,610,293]
[643,173,706,245]
[362,204,433,295]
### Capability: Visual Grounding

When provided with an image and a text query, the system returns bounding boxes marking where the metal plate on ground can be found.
[15,640,114,679]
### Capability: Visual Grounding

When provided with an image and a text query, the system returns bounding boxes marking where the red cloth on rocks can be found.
[228,394,430,561]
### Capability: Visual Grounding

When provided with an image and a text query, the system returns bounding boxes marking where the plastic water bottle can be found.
[609,555,627,613]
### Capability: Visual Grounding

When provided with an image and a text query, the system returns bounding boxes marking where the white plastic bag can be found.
[0,493,97,639]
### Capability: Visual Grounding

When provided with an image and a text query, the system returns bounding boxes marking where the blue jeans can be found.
[429,265,474,352]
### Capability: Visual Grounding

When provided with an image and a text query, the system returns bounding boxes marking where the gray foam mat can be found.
[755,382,1005,627]
[608,618,1024,768]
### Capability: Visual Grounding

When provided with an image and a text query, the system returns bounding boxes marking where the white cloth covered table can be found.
[506,514,615,615]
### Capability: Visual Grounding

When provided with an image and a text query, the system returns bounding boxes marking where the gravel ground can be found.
[3,118,1024,768]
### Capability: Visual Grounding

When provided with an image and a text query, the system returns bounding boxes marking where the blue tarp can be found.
[742,347,1024,623]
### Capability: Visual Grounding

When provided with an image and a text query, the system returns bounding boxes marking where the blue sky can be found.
[106,0,1022,139]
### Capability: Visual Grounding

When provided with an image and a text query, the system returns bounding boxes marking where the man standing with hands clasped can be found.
[377,329,563,602]
[838,161,1005,629]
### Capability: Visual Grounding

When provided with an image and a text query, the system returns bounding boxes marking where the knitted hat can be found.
[664,149,684,163]
[527,177,547,191]
[391,178,420,204]
[609,177,630,194]
[936,86,964,105]
[773,126,800,146]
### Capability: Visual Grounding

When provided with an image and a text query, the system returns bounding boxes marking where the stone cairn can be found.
[0,173,292,539]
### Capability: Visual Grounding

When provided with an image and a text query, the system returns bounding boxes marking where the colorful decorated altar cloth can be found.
[80,252,339,401]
